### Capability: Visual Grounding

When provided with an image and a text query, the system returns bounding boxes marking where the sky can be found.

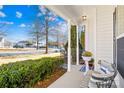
[0,5,67,43]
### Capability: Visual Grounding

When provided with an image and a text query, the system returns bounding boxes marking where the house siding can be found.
[0,38,5,48]
[116,6,124,37]
[96,6,114,63]
[83,7,97,61]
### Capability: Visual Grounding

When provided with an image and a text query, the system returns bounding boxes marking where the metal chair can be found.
[89,60,117,88]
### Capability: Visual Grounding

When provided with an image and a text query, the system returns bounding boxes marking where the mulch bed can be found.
[34,68,66,88]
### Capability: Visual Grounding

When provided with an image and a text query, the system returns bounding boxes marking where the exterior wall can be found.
[0,38,13,48]
[83,7,97,61]
[116,6,124,37]
[86,6,124,87]
[84,8,96,57]
[0,38,4,48]
[96,6,115,64]
[116,5,124,88]
[85,6,114,69]
[0,42,3,48]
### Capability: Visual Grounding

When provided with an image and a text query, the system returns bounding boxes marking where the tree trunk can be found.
[45,19,48,54]
[57,31,59,48]
[36,34,39,50]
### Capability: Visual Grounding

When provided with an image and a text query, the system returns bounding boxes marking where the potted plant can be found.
[82,51,92,61]
[88,58,94,70]
[82,51,93,72]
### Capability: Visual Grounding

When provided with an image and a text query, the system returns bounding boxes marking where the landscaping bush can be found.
[0,57,64,88]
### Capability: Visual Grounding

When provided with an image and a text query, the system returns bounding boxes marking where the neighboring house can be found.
[16,41,31,48]
[33,42,46,48]
[0,37,13,48]
[0,37,4,48]
[48,42,64,48]
[4,40,13,48]
[15,40,44,48]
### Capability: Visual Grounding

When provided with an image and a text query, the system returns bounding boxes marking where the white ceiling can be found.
[45,5,98,24]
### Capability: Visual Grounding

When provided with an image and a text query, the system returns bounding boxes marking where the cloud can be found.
[0,5,3,10]
[27,24,31,27]
[39,6,47,15]
[6,22,14,25]
[0,21,14,25]
[0,11,6,17]
[37,12,42,17]
[58,22,68,32]
[48,12,57,21]
[48,17,56,21]
[32,24,35,28]
[16,11,22,18]
[19,24,26,27]
[49,22,67,33]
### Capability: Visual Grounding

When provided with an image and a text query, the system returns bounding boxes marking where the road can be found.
[0,49,59,57]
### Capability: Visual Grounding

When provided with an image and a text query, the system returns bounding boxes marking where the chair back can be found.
[98,60,117,80]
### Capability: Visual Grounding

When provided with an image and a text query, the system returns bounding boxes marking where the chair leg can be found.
[96,82,100,88]
[96,80,114,88]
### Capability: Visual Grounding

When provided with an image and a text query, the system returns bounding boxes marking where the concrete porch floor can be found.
[48,65,84,88]
[48,65,118,88]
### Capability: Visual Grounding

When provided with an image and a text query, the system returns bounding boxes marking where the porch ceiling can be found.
[45,5,97,25]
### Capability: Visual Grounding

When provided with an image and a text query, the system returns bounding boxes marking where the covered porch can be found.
[45,5,119,88]
[45,5,115,72]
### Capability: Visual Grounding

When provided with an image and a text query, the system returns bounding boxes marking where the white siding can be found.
[84,8,97,60]
[116,6,124,37]
[96,6,115,63]
[0,38,4,48]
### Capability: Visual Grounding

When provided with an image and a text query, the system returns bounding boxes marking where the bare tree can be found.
[48,23,67,48]
[39,6,58,54]
[49,27,61,48]
[45,11,49,53]
[0,31,6,37]
[30,19,44,50]
[0,22,10,37]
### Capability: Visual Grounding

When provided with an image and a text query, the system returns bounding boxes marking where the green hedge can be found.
[0,57,64,88]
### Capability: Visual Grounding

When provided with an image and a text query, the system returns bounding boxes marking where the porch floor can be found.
[48,65,84,88]
[48,65,118,88]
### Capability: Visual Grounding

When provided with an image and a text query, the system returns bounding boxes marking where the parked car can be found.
[53,48,60,52]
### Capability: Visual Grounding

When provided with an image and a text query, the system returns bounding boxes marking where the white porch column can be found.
[76,25,79,65]
[67,20,71,72]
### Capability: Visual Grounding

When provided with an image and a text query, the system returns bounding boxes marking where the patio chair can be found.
[89,60,117,88]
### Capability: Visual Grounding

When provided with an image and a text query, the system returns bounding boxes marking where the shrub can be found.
[82,51,92,57]
[89,58,94,63]
[0,57,64,88]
